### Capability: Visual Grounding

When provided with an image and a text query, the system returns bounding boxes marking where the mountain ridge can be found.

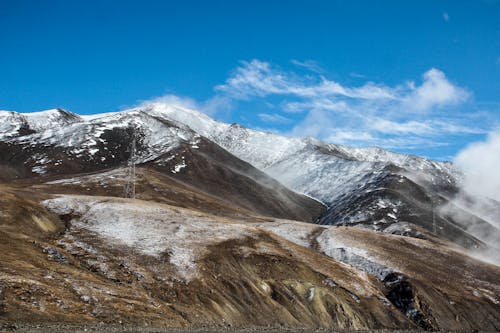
[0,103,499,331]
[1,104,498,249]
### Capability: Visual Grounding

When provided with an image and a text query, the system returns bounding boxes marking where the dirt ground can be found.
[0,323,472,333]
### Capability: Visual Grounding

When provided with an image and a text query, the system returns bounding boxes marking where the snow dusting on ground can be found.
[258,221,393,280]
[42,195,253,281]
[256,220,324,248]
[41,194,404,283]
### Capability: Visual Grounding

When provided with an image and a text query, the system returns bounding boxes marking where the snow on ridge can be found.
[2,103,452,175]
[2,103,452,173]
[132,102,452,171]
[21,108,83,132]
[144,102,223,137]
[0,111,26,138]
[2,103,457,206]
[125,102,457,204]
[3,108,199,166]
[0,108,83,140]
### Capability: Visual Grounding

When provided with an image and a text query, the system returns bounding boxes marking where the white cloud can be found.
[370,119,434,135]
[430,120,487,135]
[258,113,291,124]
[217,60,475,149]
[217,61,468,114]
[141,59,486,151]
[284,99,352,113]
[145,94,199,110]
[325,130,377,146]
[216,60,396,100]
[199,95,233,117]
[370,119,487,137]
[402,68,469,112]
[442,131,500,264]
[142,94,232,117]
[290,109,336,139]
[455,131,500,202]
[290,112,452,149]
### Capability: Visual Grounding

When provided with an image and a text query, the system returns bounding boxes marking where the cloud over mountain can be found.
[142,59,494,155]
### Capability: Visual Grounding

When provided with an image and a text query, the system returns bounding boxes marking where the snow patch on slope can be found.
[257,220,324,248]
[42,195,253,281]
[258,220,393,280]
[316,229,393,279]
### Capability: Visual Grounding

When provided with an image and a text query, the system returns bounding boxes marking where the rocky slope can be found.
[0,105,499,331]
[1,188,499,331]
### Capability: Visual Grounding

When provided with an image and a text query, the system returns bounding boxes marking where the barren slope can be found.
[1,188,410,329]
[1,187,499,331]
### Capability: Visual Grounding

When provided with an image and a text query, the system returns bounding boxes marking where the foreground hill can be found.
[1,187,499,331]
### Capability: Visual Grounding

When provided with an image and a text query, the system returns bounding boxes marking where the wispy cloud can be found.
[213,59,479,149]
[290,59,323,73]
[142,94,232,117]
[216,60,396,100]
[349,72,366,79]
[258,113,291,124]
[141,59,493,152]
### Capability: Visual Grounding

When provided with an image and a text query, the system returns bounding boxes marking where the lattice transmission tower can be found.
[124,129,136,199]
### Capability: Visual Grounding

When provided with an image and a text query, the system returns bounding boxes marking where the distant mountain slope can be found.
[0,108,324,222]
[0,108,83,139]
[1,104,499,248]
[134,102,500,249]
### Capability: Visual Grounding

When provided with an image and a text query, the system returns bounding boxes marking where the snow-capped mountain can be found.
[1,103,499,248]
[138,102,458,202]
[1,104,500,331]
[0,108,82,139]
[0,107,324,222]
[122,103,495,248]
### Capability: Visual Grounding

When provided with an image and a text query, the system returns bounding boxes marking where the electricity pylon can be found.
[432,198,437,234]
[124,129,136,199]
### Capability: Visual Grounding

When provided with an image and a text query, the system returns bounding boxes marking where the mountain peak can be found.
[0,107,83,139]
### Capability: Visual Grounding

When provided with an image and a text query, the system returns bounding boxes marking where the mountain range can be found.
[0,105,499,331]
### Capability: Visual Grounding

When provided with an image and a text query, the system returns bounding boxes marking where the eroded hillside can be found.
[0,185,499,331]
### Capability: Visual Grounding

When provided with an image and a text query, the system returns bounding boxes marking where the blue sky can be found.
[1,0,499,160]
